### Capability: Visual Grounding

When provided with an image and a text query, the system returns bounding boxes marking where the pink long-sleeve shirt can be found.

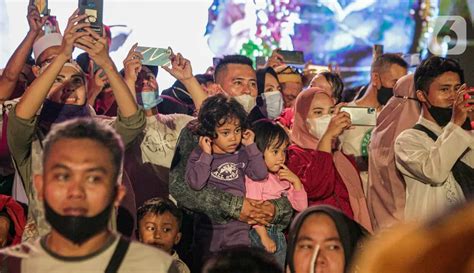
[245,173,308,212]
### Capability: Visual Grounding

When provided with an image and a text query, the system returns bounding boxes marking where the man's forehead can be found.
[383,63,407,76]
[45,138,113,166]
[226,64,256,79]
[433,72,461,85]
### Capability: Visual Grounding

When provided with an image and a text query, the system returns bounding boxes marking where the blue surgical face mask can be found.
[139,91,163,110]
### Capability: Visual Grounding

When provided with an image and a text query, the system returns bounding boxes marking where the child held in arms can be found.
[246,120,307,268]
[185,94,268,255]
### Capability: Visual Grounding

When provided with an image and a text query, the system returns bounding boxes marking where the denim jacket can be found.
[169,125,293,230]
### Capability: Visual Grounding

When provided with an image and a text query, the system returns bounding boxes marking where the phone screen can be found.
[44,16,57,34]
[276,50,305,65]
[136,47,172,67]
[78,0,103,36]
[33,0,48,15]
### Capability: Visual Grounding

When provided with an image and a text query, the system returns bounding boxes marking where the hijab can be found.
[38,62,92,134]
[286,205,367,273]
[367,74,421,230]
[290,87,373,232]
[248,67,281,123]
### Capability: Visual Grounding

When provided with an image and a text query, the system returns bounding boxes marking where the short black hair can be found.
[202,246,282,273]
[371,53,408,74]
[214,55,253,83]
[319,71,344,103]
[119,65,158,78]
[195,73,215,85]
[137,197,183,229]
[414,56,464,93]
[197,93,248,139]
[252,120,289,153]
[42,118,124,183]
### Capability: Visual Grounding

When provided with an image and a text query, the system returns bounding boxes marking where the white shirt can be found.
[394,117,474,221]
[140,114,194,168]
[0,235,174,273]
[339,101,376,195]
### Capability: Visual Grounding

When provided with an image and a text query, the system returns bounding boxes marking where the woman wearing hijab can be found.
[247,67,285,123]
[287,88,372,231]
[286,205,367,273]
[367,74,421,231]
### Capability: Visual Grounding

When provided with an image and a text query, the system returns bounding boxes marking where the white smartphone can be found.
[340,106,377,126]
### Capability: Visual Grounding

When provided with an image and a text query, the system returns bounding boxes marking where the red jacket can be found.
[286,145,354,219]
[0,195,26,246]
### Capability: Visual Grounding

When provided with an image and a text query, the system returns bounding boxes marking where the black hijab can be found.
[286,205,367,273]
[248,67,280,124]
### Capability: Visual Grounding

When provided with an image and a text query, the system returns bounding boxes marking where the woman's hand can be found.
[59,9,90,60]
[74,27,111,68]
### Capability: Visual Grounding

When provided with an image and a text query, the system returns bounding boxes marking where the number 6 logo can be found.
[429,16,466,55]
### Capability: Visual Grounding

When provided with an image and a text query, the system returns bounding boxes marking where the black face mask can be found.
[44,198,113,245]
[377,85,394,105]
[427,105,452,127]
[422,91,472,130]
[427,105,472,130]
[38,99,91,134]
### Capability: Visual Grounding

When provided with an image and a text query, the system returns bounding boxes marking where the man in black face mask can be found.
[0,118,177,273]
[353,53,408,110]
[340,53,408,194]
[394,56,474,223]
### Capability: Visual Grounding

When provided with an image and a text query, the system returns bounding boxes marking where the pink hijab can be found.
[291,87,373,232]
[367,73,421,230]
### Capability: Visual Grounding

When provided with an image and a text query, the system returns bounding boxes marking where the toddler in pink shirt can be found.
[245,120,308,268]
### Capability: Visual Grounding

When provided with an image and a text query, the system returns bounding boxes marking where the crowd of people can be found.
[0,4,472,273]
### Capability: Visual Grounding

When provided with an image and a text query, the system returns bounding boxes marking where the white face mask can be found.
[234,94,256,113]
[262,91,284,119]
[306,114,332,139]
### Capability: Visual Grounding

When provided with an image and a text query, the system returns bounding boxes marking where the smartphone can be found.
[276,50,305,65]
[78,0,103,36]
[43,15,57,34]
[136,47,172,67]
[464,87,474,106]
[212,57,222,68]
[255,56,266,69]
[340,106,377,126]
[373,44,383,59]
[33,0,48,16]
[306,64,329,74]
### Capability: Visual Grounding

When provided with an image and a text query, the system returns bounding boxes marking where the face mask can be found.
[427,105,452,127]
[38,99,90,126]
[262,91,284,119]
[234,94,256,113]
[423,92,472,129]
[377,85,394,105]
[44,199,113,245]
[139,91,163,110]
[307,115,332,139]
[427,105,472,129]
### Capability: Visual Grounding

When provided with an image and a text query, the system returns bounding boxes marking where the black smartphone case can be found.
[78,0,104,36]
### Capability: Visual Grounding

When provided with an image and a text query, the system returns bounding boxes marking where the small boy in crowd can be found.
[137,198,190,273]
